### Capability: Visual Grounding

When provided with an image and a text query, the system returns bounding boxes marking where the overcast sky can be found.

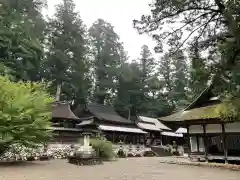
[45,0,157,60]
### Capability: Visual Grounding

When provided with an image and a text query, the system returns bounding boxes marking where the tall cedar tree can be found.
[158,53,175,107]
[139,45,156,81]
[139,45,163,116]
[158,51,188,111]
[89,19,123,105]
[188,40,210,100]
[115,46,171,118]
[171,50,189,110]
[0,0,46,81]
[115,62,145,117]
[45,0,90,104]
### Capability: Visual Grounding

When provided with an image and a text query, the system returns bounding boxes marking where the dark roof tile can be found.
[52,102,80,120]
[87,103,132,124]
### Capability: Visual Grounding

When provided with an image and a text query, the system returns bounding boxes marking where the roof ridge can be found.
[184,83,213,111]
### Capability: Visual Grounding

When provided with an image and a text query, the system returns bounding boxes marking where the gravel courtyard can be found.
[0,157,240,180]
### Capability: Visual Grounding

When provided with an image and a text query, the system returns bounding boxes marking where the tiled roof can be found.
[87,103,132,124]
[137,122,160,131]
[159,82,222,122]
[137,116,171,131]
[52,102,80,120]
[159,104,221,122]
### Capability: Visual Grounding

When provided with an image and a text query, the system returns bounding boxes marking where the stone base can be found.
[67,156,103,166]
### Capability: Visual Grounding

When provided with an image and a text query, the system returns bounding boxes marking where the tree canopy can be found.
[134,0,240,87]
[0,76,54,155]
[1,0,240,124]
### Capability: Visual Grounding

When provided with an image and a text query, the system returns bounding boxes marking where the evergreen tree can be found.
[115,46,172,118]
[158,50,189,110]
[89,19,123,104]
[115,60,172,118]
[171,50,189,109]
[0,0,46,81]
[188,41,210,99]
[139,45,156,80]
[115,61,145,117]
[158,53,173,93]
[44,0,90,104]
[134,0,240,97]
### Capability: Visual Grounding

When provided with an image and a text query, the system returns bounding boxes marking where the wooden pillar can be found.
[196,136,200,152]
[113,132,115,144]
[221,123,228,164]
[186,125,191,157]
[143,135,146,145]
[160,132,163,146]
[202,124,208,162]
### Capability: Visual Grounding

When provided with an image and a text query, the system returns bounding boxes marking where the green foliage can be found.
[44,0,90,104]
[188,40,210,100]
[216,95,240,122]
[90,137,115,159]
[89,19,123,104]
[140,45,156,80]
[134,0,240,103]
[0,0,45,81]
[158,50,189,111]
[115,45,175,117]
[0,76,54,155]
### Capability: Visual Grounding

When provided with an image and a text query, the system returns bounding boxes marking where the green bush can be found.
[90,137,115,159]
[0,76,54,156]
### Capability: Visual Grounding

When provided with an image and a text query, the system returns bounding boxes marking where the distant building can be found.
[160,84,240,163]
[49,101,92,146]
[135,116,183,146]
[76,103,147,144]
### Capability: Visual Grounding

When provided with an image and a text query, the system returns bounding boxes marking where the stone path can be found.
[0,157,240,180]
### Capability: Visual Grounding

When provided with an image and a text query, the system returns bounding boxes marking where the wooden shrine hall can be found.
[159,84,240,163]
[135,116,183,146]
[76,103,147,144]
[49,101,93,145]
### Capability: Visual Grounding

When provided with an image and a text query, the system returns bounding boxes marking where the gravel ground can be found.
[0,157,240,180]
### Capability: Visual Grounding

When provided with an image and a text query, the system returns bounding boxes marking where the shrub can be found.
[0,76,54,156]
[90,138,115,159]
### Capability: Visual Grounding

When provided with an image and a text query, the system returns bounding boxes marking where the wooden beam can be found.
[221,123,228,164]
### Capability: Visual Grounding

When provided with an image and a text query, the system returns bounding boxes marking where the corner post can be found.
[202,124,208,162]
[113,132,115,144]
[186,125,190,158]
[221,123,228,164]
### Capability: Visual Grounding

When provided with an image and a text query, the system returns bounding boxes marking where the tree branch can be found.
[175,14,218,51]
[195,13,218,43]
[161,12,214,40]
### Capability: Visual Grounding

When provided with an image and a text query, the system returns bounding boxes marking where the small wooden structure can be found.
[159,85,240,163]
[50,101,93,145]
[136,116,183,146]
[76,103,147,144]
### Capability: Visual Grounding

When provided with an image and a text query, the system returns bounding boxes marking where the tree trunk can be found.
[56,83,62,101]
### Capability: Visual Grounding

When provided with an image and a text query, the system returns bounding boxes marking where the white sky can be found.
[45,0,158,60]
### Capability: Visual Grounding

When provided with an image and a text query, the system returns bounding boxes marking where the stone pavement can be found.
[158,156,240,171]
[0,157,240,180]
